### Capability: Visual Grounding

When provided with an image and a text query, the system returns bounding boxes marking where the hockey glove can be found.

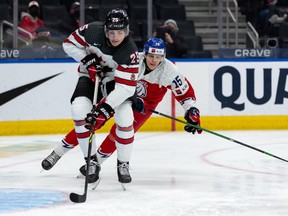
[133,97,148,113]
[184,107,202,134]
[81,53,99,82]
[85,99,114,131]
[81,54,113,81]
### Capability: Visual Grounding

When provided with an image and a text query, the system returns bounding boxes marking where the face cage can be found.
[104,25,130,38]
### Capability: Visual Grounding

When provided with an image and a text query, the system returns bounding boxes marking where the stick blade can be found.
[70,192,87,203]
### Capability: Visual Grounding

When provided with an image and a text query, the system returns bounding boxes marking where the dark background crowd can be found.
[0,0,214,59]
[1,0,288,59]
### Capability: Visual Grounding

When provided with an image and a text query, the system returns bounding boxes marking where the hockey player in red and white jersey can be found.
[41,38,201,184]
[41,8,139,184]
[89,38,202,166]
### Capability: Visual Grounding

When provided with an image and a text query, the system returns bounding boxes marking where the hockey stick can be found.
[150,109,288,163]
[70,76,100,203]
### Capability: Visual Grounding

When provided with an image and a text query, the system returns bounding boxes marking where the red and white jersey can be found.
[136,53,196,111]
[62,22,139,109]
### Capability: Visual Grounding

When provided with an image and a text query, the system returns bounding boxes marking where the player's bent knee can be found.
[71,96,92,120]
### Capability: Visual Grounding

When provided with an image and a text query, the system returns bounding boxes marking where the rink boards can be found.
[0,59,288,135]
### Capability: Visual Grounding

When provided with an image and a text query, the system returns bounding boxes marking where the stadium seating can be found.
[42,5,67,23]
[85,0,101,8]
[17,0,31,6]
[126,0,147,7]
[278,22,288,48]
[129,5,157,22]
[157,4,187,21]
[85,7,100,22]
[177,20,196,37]
[0,4,11,21]
[185,35,204,51]
[38,0,60,5]
[154,0,179,7]
[100,0,128,11]
[185,50,213,58]
[277,0,288,7]
[0,0,8,4]
[183,35,213,58]
[0,0,215,57]
[129,20,144,49]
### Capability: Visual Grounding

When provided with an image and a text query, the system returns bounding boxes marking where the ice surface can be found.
[0,131,288,216]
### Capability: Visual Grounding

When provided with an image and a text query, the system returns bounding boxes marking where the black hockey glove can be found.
[132,97,147,113]
[85,99,114,131]
[81,53,99,82]
[184,107,202,134]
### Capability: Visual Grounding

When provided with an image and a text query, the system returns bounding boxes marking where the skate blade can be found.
[91,178,101,190]
[76,173,100,190]
[77,172,85,179]
[120,183,127,191]
[40,168,47,173]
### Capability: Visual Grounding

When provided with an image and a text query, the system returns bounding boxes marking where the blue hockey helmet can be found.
[144,38,166,56]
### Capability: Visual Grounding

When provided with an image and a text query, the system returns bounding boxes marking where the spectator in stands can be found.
[260,0,278,20]
[153,19,188,58]
[259,0,287,36]
[20,27,66,59]
[60,0,77,12]
[19,1,43,40]
[57,1,80,37]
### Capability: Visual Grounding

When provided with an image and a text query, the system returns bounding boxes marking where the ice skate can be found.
[85,155,101,190]
[77,164,86,178]
[77,164,100,190]
[41,151,61,171]
[117,160,131,191]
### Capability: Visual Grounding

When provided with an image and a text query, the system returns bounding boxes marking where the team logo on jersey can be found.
[130,73,136,81]
[136,81,147,97]
[175,83,188,96]
[175,89,182,95]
